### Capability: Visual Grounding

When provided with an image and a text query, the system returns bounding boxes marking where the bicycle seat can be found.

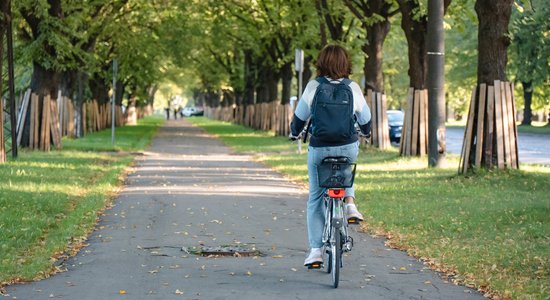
[321,156,350,164]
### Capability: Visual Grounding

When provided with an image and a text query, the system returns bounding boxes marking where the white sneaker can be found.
[304,248,323,266]
[346,203,364,223]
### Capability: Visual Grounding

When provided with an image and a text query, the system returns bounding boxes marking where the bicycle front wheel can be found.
[331,227,341,288]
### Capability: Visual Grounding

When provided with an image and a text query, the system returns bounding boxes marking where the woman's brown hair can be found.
[315,45,352,79]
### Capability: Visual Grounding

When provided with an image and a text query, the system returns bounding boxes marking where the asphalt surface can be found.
[7,119,485,300]
[445,127,550,165]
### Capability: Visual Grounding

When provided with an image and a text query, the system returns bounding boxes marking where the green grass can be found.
[516,123,550,135]
[189,117,549,299]
[62,115,164,152]
[0,115,163,285]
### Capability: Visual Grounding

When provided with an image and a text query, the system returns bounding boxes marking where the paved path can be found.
[7,120,484,299]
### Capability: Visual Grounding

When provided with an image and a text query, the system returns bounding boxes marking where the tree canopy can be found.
[2,0,548,117]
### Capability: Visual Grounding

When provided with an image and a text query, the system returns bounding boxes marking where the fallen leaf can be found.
[119,290,126,295]
[175,289,184,295]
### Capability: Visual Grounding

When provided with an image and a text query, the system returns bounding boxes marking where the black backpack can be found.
[310,77,355,143]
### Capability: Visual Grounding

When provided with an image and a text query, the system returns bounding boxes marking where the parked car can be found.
[387,110,404,143]
[181,107,196,117]
[181,107,203,117]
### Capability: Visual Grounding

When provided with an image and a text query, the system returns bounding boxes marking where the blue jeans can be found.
[307,141,359,248]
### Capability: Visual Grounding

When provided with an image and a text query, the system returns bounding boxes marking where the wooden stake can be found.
[509,82,519,169]
[500,81,511,167]
[377,93,384,149]
[49,99,62,148]
[419,90,426,156]
[461,87,477,174]
[484,85,495,168]
[68,99,74,138]
[475,84,487,168]
[381,94,389,150]
[41,96,51,151]
[402,88,414,156]
[411,90,420,156]
[494,80,504,169]
[30,94,38,149]
[504,82,517,169]
[82,102,87,135]
[16,89,31,146]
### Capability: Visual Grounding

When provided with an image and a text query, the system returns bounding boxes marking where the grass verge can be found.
[0,115,163,286]
[189,117,549,299]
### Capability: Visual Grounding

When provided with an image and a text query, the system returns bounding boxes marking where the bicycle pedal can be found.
[307,263,323,269]
[347,217,361,224]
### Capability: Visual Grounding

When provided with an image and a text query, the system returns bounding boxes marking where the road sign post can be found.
[112,59,117,146]
[295,49,304,154]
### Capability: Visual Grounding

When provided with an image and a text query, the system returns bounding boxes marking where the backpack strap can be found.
[316,76,352,86]
[315,76,330,84]
[340,78,352,85]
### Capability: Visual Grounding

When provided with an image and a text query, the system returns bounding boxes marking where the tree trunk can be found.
[475,0,513,84]
[521,81,532,125]
[243,50,255,105]
[115,80,125,106]
[266,69,278,103]
[398,2,428,89]
[397,0,451,89]
[281,62,292,105]
[298,55,313,92]
[75,72,86,137]
[89,75,109,105]
[21,63,61,147]
[459,0,516,173]
[255,64,269,103]
[363,21,390,93]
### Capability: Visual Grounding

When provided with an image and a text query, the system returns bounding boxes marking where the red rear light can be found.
[328,189,344,198]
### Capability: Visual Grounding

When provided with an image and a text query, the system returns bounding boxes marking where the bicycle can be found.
[313,156,357,288]
[289,129,365,288]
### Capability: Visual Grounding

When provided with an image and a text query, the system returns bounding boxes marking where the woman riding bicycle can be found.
[290,45,372,267]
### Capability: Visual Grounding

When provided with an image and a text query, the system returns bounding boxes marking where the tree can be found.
[344,0,398,93]
[15,0,81,148]
[509,0,550,125]
[396,0,451,90]
[459,0,517,173]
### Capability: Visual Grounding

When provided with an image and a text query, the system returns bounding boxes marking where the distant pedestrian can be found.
[289,44,372,268]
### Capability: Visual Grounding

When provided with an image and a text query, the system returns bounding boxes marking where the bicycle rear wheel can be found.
[331,226,341,288]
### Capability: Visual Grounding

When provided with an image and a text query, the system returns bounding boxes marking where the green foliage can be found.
[383,14,409,109]
[7,0,547,114]
[444,0,478,118]
[509,0,550,111]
